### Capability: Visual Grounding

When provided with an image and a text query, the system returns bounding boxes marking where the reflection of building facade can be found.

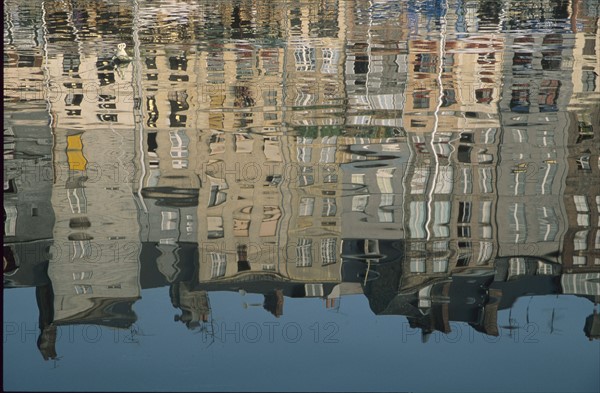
[563,5,600,273]
[496,29,574,259]
[6,0,600,350]
[4,6,55,286]
[42,1,141,331]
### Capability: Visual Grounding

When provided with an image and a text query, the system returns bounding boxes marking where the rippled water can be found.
[3,0,600,391]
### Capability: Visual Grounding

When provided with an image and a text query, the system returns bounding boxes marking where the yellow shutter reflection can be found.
[66,134,87,171]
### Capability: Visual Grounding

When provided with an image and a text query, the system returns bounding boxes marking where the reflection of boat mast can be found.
[500,306,518,337]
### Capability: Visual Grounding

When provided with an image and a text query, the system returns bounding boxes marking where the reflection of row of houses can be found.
[3,0,600,361]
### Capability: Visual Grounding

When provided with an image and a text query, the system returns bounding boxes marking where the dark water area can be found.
[3,0,600,391]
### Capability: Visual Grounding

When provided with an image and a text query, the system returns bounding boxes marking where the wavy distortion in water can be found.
[3,0,600,390]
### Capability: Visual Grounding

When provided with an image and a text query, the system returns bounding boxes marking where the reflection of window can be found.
[234,133,253,153]
[537,261,553,275]
[413,90,430,109]
[537,206,558,241]
[299,171,314,187]
[574,195,589,212]
[441,89,456,107]
[457,226,471,238]
[233,219,250,237]
[411,166,429,194]
[351,173,365,184]
[4,205,17,236]
[209,132,225,155]
[67,188,88,214]
[573,256,586,266]
[578,214,590,227]
[260,206,281,237]
[433,241,448,251]
[305,283,324,297]
[297,146,312,162]
[477,241,493,264]
[74,284,93,295]
[378,194,393,223]
[458,145,472,163]
[574,231,588,251]
[172,160,188,169]
[479,168,492,193]
[508,257,526,278]
[410,258,425,273]
[433,201,450,237]
[296,239,313,267]
[352,195,368,212]
[414,54,437,73]
[322,198,337,217]
[433,166,453,194]
[433,258,448,273]
[323,174,337,183]
[321,238,337,265]
[577,155,591,170]
[321,48,339,74]
[210,252,227,278]
[510,85,530,113]
[376,168,394,193]
[409,201,426,239]
[72,271,93,280]
[295,46,316,71]
[582,71,597,92]
[299,197,314,216]
[459,168,473,194]
[319,147,336,163]
[161,211,178,231]
[72,240,93,260]
[207,217,224,239]
[475,88,493,104]
[458,202,472,223]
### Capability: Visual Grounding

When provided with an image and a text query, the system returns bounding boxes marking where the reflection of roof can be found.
[3,243,52,288]
[54,297,139,329]
[491,275,561,310]
[192,278,337,299]
[140,242,197,289]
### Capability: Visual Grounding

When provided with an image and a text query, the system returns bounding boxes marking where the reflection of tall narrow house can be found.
[496,18,574,260]
[44,3,140,327]
[3,4,55,285]
[399,5,503,293]
[563,7,600,273]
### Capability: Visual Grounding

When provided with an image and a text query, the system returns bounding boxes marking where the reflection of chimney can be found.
[37,325,58,361]
[237,244,251,272]
[263,289,284,318]
[3,246,18,275]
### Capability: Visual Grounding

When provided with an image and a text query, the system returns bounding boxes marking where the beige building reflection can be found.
[42,2,141,329]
